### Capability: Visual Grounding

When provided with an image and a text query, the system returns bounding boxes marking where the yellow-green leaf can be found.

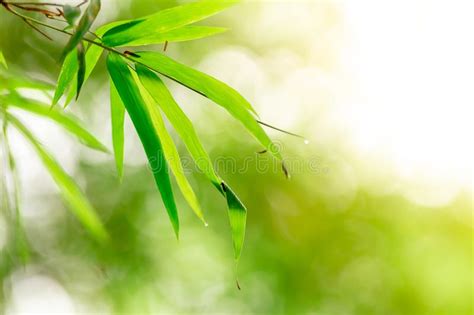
[133,70,205,223]
[8,114,108,243]
[53,49,78,106]
[110,80,125,179]
[135,64,220,188]
[0,51,7,69]
[131,52,282,160]
[135,65,247,260]
[102,0,238,47]
[5,94,108,153]
[114,26,227,47]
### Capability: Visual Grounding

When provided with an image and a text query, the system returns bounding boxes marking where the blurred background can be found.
[0,0,472,314]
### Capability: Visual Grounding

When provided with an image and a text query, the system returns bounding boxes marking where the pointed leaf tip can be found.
[106,53,180,237]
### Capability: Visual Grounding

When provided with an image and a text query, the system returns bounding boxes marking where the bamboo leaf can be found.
[61,0,101,60]
[8,114,108,243]
[76,42,86,100]
[64,23,118,105]
[135,65,247,260]
[1,70,53,90]
[102,0,238,47]
[109,80,125,180]
[0,51,7,69]
[4,94,108,153]
[131,52,282,160]
[106,53,179,237]
[53,49,78,106]
[135,64,220,188]
[114,26,227,47]
[133,70,205,223]
[222,182,247,260]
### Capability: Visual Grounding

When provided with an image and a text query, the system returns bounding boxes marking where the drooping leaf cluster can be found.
[2,0,286,261]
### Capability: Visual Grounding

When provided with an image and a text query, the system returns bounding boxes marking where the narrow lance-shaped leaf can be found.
[136,65,247,260]
[76,42,86,99]
[102,0,238,47]
[4,126,30,264]
[114,26,227,47]
[52,49,78,106]
[136,64,220,189]
[131,52,282,160]
[133,70,206,223]
[222,182,247,260]
[106,53,179,237]
[7,114,108,243]
[64,22,125,105]
[109,80,125,179]
[61,0,101,60]
[1,70,53,90]
[4,93,108,153]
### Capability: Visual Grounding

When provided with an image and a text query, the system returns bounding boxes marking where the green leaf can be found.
[133,70,205,223]
[63,5,81,26]
[135,65,220,188]
[4,94,108,153]
[114,26,227,47]
[0,51,7,69]
[53,49,78,106]
[64,23,118,106]
[135,65,247,260]
[1,70,53,90]
[102,0,238,47]
[222,182,247,260]
[131,52,282,160]
[61,0,101,60]
[109,80,125,180]
[7,114,108,243]
[106,53,179,238]
[76,42,86,100]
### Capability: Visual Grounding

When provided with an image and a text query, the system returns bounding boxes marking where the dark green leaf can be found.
[222,182,247,260]
[110,80,125,180]
[106,53,179,237]
[7,114,108,243]
[102,0,238,47]
[131,52,282,160]
[4,94,108,153]
[61,0,101,60]
[76,42,86,100]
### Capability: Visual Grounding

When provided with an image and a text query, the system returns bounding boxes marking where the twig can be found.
[76,0,87,7]
[256,120,306,139]
[2,1,66,7]
[23,16,53,40]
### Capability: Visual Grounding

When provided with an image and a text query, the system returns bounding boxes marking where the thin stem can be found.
[2,1,66,7]
[23,17,53,40]
[256,120,306,140]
